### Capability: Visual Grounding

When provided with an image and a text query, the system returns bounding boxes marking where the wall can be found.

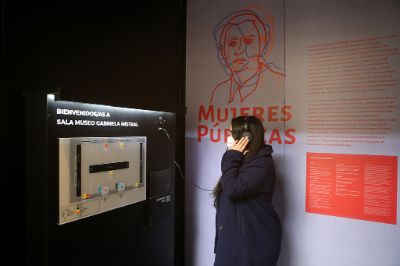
[185,0,400,265]
[1,1,186,265]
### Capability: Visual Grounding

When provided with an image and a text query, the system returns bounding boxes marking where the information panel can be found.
[306,152,397,224]
[59,137,146,225]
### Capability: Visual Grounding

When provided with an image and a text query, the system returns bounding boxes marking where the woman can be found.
[213,116,282,266]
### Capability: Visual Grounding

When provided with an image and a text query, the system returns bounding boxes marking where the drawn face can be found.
[223,21,261,73]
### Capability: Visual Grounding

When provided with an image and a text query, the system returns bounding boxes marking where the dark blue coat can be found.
[214,145,282,266]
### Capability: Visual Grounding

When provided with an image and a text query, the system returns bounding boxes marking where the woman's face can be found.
[226,125,235,148]
[223,21,261,73]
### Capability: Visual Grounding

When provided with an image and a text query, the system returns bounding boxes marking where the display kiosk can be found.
[26,90,176,266]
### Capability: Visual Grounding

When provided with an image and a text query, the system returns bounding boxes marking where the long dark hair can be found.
[212,116,265,207]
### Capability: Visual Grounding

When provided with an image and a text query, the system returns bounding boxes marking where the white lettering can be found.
[57,119,74,126]
[74,120,95,126]
[55,108,108,117]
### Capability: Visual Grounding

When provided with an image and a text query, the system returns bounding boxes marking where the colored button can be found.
[82,194,90,199]
[98,185,109,196]
[116,182,126,192]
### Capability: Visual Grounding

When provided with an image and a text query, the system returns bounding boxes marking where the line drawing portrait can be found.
[210,7,285,104]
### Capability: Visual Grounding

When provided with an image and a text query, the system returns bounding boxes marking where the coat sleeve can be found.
[220,150,272,200]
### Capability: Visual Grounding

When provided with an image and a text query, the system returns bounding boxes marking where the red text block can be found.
[306,153,397,224]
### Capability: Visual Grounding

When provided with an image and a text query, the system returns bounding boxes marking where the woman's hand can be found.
[228,137,249,154]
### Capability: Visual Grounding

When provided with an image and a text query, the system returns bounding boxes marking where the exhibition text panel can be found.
[306,152,397,224]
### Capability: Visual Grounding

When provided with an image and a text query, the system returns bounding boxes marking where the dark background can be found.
[1,1,186,265]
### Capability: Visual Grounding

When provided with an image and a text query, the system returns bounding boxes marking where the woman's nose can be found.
[234,39,245,55]
[234,48,244,56]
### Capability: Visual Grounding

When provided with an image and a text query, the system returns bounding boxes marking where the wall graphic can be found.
[186,2,286,266]
[306,153,397,224]
[306,35,399,148]
[194,5,291,147]
[187,0,400,266]
[304,34,400,226]
[210,8,284,104]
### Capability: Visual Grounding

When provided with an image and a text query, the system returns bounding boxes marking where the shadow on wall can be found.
[185,138,219,266]
[274,170,292,266]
